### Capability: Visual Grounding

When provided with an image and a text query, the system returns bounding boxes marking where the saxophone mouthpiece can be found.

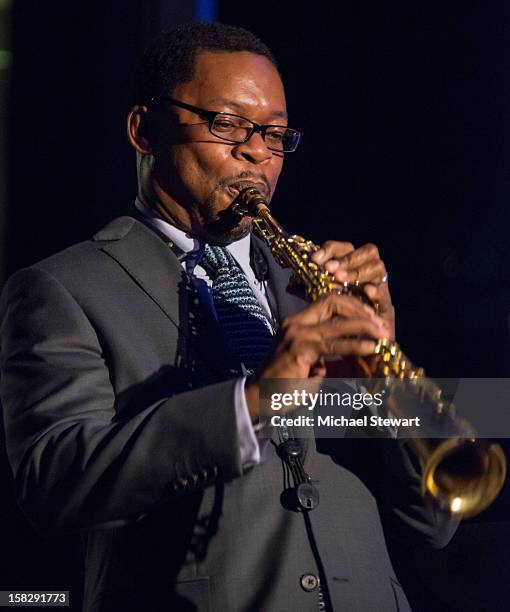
[233,186,269,218]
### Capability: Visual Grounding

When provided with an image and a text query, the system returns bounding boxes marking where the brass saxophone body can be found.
[234,186,506,519]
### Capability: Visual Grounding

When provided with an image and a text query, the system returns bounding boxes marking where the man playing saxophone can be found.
[0,22,457,612]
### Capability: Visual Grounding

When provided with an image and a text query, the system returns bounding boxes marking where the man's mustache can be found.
[219,172,271,199]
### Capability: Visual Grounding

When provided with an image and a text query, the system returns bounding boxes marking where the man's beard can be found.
[195,189,253,246]
[201,217,253,246]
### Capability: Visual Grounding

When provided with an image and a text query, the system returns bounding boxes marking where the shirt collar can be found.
[134,196,252,271]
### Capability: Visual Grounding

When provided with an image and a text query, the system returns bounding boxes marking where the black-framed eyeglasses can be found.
[149,95,303,153]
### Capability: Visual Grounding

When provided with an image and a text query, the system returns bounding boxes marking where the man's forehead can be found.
[175,50,287,115]
[206,97,288,120]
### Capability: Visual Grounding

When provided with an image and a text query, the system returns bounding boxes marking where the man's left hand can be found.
[311,240,395,340]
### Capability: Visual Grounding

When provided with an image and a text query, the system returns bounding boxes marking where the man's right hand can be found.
[245,293,387,423]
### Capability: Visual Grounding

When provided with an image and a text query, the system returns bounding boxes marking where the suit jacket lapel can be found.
[95,216,184,330]
[94,216,234,381]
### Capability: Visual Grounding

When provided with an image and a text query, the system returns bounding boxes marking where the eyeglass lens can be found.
[210,114,299,152]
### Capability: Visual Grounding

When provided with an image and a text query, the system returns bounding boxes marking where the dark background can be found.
[2,1,510,610]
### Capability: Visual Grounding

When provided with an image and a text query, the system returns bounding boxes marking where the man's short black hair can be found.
[135,22,278,106]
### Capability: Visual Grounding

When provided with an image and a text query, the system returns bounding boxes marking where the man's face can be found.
[149,51,287,245]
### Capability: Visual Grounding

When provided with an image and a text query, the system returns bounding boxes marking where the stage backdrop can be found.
[2,2,510,610]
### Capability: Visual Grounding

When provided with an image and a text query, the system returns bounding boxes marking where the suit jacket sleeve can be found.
[0,267,243,533]
[321,433,458,551]
[375,438,459,549]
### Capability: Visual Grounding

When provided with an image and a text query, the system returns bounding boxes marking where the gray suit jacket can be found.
[0,216,456,611]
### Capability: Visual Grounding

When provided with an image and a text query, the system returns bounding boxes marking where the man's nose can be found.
[232,131,273,164]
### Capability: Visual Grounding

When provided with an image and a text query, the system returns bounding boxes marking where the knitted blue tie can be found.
[202,245,273,374]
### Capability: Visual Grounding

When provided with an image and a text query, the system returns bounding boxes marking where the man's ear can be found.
[127,105,152,154]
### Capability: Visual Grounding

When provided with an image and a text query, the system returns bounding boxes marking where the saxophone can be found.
[233,186,506,518]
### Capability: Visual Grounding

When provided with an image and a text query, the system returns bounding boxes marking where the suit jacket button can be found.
[300,573,319,592]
